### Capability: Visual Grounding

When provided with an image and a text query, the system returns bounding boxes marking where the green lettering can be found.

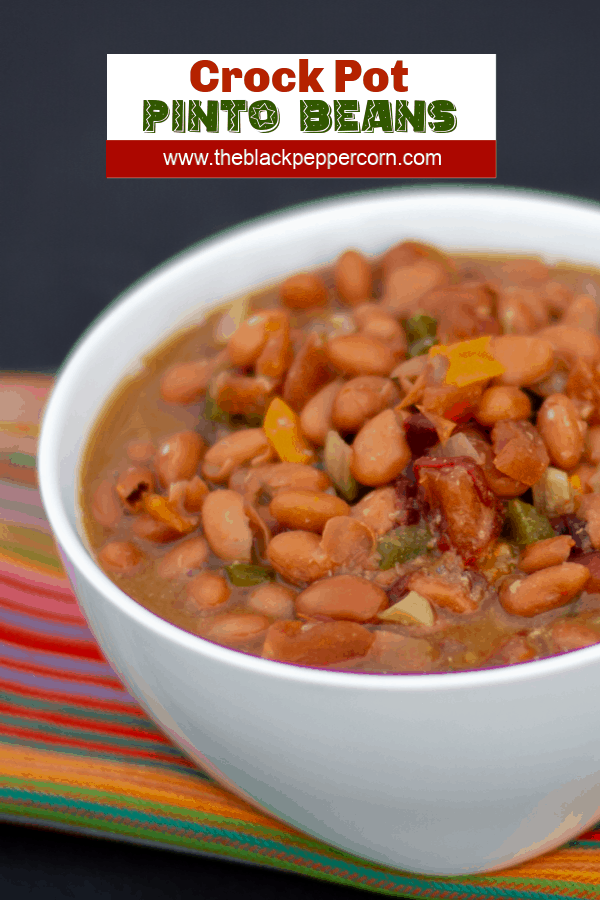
[248,100,280,132]
[172,100,185,132]
[361,100,393,133]
[428,100,457,133]
[143,100,169,133]
[188,100,219,132]
[300,100,332,133]
[334,99,360,132]
[220,100,247,133]
[395,100,426,133]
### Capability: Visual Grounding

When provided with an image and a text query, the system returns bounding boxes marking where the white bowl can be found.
[38,187,600,876]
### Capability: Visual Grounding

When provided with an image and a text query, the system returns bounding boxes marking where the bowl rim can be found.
[38,183,600,692]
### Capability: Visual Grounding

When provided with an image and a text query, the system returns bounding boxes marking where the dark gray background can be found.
[2,0,599,897]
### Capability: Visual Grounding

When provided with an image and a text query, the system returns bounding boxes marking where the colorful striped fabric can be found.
[3,374,600,898]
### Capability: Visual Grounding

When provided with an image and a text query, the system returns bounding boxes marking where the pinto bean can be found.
[115,467,155,511]
[126,440,155,463]
[201,490,253,562]
[202,613,270,646]
[354,304,407,354]
[351,487,398,537]
[551,618,600,652]
[537,394,584,470]
[187,572,231,611]
[331,376,401,434]
[369,632,437,671]
[585,426,600,465]
[577,494,600,549]
[500,287,549,329]
[491,335,555,387]
[91,480,122,528]
[255,311,291,379]
[168,475,209,513]
[227,312,271,368]
[155,432,205,486]
[407,572,478,614]
[202,429,273,483]
[536,325,600,369]
[518,536,575,574]
[213,373,273,418]
[267,530,332,585]
[561,294,599,332]
[382,259,448,316]
[299,379,342,446]
[326,334,396,378]
[320,516,376,569]
[269,490,349,533]
[262,619,374,666]
[335,249,373,306]
[247,583,296,619]
[160,352,228,404]
[296,575,387,622]
[475,386,532,427]
[499,563,590,617]
[280,273,328,310]
[98,541,143,574]
[351,409,411,487]
[497,290,538,334]
[282,332,331,412]
[131,514,181,544]
[252,462,332,496]
[156,536,210,580]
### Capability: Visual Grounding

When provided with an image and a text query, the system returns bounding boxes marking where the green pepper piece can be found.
[225,563,275,587]
[506,499,555,546]
[402,314,439,359]
[204,393,230,424]
[377,525,432,570]
[402,313,438,344]
[407,335,439,358]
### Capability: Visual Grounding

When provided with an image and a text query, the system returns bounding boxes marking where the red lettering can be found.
[244,68,270,92]
[190,59,219,92]
[299,58,324,92]
[272,67,296,92]
[335,59,361,92]
[222,67,242,92]
[363,67,388,92]
[391,60,409,92]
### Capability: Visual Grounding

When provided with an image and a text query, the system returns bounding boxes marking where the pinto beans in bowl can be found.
[38,189,600,875]
[81,232,600,675]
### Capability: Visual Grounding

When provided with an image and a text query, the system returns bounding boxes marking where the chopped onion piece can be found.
[324,430,358,502]
[214,295,250,345]
[532,466,575,517]
[378,591,435,626]
[440,431,483,464]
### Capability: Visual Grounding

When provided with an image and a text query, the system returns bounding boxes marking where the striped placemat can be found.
[2,373,600,898]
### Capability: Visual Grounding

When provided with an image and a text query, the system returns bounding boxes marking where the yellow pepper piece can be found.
[570,473,583,495]
[264,397,314,465]
[429,336,505,388]
[143,493,199,534]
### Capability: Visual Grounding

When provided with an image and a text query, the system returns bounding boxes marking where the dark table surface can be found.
[3,0,600,896]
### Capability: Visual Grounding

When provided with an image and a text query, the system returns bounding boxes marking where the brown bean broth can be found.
[81,250,600,673]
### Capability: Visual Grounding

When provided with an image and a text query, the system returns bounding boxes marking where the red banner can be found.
[106,140,496,179]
